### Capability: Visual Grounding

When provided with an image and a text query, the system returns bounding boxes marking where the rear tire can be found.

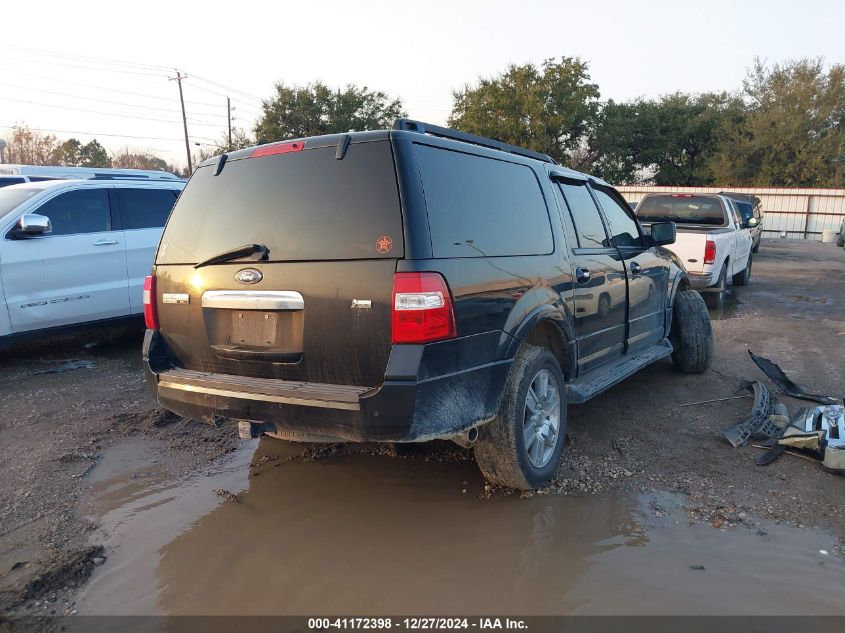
[752,239,760,253]
[670,290,714,374]
[474,345,566,490]
[732,254,752,286]
[703,264,727,310]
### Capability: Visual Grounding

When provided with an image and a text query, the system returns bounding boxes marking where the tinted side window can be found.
[117,188,178,229]
[414,145,552,258]
[0,177,26,188]
[558,182,609,248]
[35,189,111,236]
[592,186,644,248]
[733,200,753,223]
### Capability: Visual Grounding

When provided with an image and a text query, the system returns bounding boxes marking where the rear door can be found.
[556,179,626,373]
[154,140,402,387]
[730,199,753,269]
[1,186,130,332]
[114,185,180,314]
[590,184,669,352]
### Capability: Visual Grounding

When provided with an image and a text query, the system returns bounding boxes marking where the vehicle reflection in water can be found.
[76,438,845,617]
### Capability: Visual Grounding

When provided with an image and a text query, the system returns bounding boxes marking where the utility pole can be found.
[169,71,192,174]
[227,97,232,150]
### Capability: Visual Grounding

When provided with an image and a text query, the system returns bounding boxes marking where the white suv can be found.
[0,179,184,344]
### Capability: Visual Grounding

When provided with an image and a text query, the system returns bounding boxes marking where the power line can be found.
[0,45,175,73]
[0,124,182,142]
[0,124,221,146]
[0,65,231,110]
[189,75,265,104]
[0,96,229,128]
[0,53,169,78]
[0,82,234,127]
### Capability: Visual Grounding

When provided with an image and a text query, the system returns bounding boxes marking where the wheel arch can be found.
[506,306,575,382]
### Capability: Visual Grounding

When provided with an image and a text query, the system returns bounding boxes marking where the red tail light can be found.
[391,272,457,344]
[704,239,717,265]
[671,193,693,198]
[251,140,305,158]
[143,275,158,330]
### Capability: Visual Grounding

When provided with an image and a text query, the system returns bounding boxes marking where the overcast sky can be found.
[1,0,843,169]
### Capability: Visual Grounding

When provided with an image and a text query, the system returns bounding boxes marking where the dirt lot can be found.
[0,239,843,618]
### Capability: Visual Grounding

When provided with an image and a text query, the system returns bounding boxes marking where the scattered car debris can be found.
[680,394,752,407]
[748,351,840,405]
[724,352,844,473]
[722,381,788,448]
[34,359,96,375]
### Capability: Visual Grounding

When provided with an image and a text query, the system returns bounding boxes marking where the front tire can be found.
[670,290,714,374]
[732,253,752,286]
[475,345,566,490]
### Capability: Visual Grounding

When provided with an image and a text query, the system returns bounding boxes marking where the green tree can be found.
[48,137,111,167]
[255,82,405,142]
[588,93,744,185]
[709,58,845,187]
[79,140,111,167]
[55,138,83,165]
[449,58,600,164]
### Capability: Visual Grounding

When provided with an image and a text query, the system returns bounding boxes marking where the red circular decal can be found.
[376,235,393,253]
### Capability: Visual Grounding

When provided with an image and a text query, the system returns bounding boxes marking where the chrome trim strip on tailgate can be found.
[157,367,371,411]
[200,290,304,311]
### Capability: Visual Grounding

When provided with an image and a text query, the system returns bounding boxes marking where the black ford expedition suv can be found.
[143,119,713,489]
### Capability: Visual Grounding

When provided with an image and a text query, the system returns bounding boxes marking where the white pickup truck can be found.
[635,193,755,309]
[0,178,183,346]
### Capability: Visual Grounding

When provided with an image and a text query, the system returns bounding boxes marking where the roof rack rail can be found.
[393,119,556,165]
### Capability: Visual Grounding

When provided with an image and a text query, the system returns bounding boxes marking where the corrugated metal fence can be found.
[616,186,845,240]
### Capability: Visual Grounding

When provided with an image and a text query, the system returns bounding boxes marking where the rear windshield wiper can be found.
[194,243,269,269]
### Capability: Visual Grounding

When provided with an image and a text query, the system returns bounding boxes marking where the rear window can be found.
[636,195,726,226]
[414,144,553,258]
[157,141,402,264]
[117,188,179,230]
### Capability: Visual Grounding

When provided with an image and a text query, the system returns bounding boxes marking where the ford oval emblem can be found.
[235,268,263,284]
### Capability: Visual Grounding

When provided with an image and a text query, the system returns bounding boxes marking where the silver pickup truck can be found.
[635,193,754,309]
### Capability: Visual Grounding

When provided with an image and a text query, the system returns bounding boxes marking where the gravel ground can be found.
[0,239,843,619]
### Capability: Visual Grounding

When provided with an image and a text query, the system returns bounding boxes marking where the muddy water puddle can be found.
[77,438,845,616]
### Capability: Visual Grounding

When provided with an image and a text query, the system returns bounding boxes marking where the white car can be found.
[635,193,754,309]
[0,179,184,344]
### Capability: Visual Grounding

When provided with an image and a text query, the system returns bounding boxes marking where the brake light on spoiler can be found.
[392,272,457,344]
[251,140,306,158]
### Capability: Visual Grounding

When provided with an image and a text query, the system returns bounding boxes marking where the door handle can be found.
[630,261,642,275]
[575,267,591,284]
[92,239,119,246]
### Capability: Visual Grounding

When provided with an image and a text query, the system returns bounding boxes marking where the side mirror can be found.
[746,217,759,228]
[15,214,52,237]
[650,221,676,246]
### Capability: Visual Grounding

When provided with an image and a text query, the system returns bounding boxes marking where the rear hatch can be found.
[636,194,727,273]
[154,138,403,387]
